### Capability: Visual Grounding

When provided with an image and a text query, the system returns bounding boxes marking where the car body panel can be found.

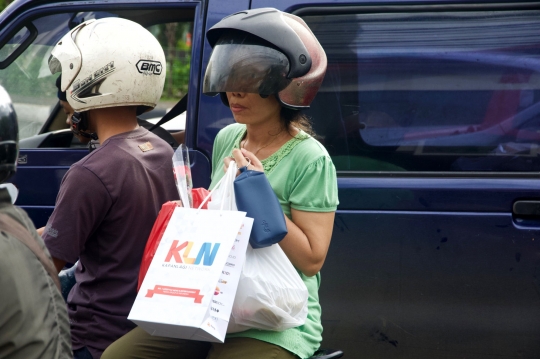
[251,0,540,357]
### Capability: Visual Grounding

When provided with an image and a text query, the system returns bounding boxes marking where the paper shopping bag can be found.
[138,201,179,292]
[138,192,211,292]
[128,206,253,343]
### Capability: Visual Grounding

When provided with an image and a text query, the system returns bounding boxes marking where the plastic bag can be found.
[207,161,238,211]
[58,262,77,302]
[229,244,309,332]
[172,144,193,208]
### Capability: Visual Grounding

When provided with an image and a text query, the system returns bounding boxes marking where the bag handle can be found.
[196,161,238,211]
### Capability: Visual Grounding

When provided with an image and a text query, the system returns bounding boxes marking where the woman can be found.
[102,8,337,359]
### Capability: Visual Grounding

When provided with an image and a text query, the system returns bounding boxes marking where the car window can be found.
[303,9,540,173]
[0,13,71,139]
[0,9,193,141]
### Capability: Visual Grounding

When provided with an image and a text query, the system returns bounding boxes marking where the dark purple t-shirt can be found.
[43,127,179,358]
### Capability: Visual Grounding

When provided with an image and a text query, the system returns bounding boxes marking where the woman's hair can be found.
[281,107,315,136]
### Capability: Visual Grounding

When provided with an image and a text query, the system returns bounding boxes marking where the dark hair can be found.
[281,106,315,136]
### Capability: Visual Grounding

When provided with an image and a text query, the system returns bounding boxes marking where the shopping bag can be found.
[234,167,288,248]
[137,201,179,292]
[228,244,309,332]
[129,162,253,343]
[138,188,211,292]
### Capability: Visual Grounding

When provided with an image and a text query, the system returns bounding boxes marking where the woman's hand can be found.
[223,148,264,175]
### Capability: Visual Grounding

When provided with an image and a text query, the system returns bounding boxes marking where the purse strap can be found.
[0,212,61,291]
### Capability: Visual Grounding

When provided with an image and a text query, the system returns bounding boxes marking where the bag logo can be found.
[136,60,162,75]
[165,240,220,266]
[261,220,271,233]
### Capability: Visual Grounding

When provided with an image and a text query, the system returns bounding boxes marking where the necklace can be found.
[241,128,284,157]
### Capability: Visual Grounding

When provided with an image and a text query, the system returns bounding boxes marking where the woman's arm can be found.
[229,148,335,277]
[280,209,335,277]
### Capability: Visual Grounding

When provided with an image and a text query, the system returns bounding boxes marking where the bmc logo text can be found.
[136,60,162,75]
[165,240,220,266]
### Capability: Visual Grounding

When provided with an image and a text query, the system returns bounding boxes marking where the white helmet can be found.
[48,18,166,114]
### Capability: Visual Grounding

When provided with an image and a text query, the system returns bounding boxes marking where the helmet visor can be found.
[203,34,291,97]
[48,21,92,91]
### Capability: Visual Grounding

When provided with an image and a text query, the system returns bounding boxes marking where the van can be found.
[1,0,540,357]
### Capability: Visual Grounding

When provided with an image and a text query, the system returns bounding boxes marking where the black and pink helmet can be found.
[203,8,327,109]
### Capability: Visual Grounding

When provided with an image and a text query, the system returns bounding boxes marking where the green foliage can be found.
[0,0,13,13]
[148,22,193,100]
[165,51,190,100]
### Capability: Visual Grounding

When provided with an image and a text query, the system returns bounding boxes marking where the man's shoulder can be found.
[107,127,174,154]
[80,128,173,162]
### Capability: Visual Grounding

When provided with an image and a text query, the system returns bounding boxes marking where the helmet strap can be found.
[87,140,98,152]
[71,112,99,141]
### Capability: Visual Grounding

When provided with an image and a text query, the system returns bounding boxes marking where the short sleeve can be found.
[289,155,339,212]
[43,164,112,263]
[210,124,245,190]
[210,129,227,189]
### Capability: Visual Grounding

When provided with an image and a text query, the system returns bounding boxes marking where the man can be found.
[42,18,179,359]
[0,85,72,359]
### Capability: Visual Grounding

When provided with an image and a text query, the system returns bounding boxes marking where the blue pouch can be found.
[234,168,288,248]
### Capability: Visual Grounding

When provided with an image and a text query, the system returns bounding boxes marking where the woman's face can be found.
[226,92,281,125]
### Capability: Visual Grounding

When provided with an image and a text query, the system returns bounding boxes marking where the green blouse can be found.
[210,123,338,359]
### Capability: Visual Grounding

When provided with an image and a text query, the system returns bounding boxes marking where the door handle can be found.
[513,200,540,218]
[513,200,540,229]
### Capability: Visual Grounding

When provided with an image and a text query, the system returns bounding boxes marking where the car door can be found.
[251,1,540,358]
[0,0,226,227]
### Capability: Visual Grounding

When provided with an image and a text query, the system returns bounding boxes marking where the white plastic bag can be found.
[206,161,237,211]
[229,244,309,332]
[205,161,308,333]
